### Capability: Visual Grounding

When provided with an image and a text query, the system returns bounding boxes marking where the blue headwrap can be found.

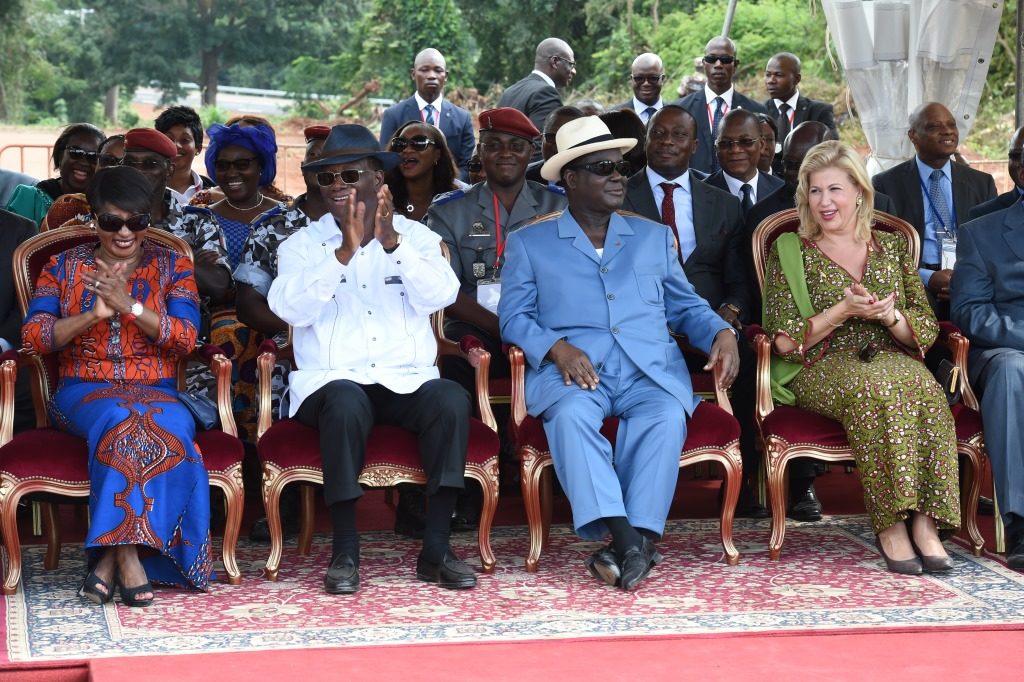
[204,123,278,187]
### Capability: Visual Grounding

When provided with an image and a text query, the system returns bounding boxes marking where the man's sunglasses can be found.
[631,74,665,85]
[66,146,99,163]
[572,159,631,177]
[716,137,760,150]
[315,169,369,187]
[703,55,736,65]
[213,157,259,174]
[390,136,437,152]
[95,212,151,232]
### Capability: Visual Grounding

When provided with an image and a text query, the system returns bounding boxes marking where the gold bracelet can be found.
[821,308,843,328]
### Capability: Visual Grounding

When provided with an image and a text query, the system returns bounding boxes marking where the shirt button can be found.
[607,293,615,300]
[600,267,608,273]
[396,261,401,264]
[362,284,366,288]
[372,337,376,341]
[367,311,372,315]
[322,242,326,246]
[371,363,376,367]
[612,326,620,334]
[400,292,405,297]
[596,362,603,370]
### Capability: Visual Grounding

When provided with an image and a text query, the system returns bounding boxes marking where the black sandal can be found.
[79,571,114,605]
[117,579,155,607]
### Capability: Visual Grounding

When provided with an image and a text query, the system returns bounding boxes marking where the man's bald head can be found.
[535,37,576,88]
[764,52,802,102]
[781,121,833,190]
[411,48,448,101]
[704,36,736,56]
[908,102,958,168]
[630,53,666,106]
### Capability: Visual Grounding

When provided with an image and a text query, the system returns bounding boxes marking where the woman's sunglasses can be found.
[213,157,259,174]
[66,146,99,163]
[572,159,632,177]
[315,169,369,187]
[390,136,437,153]
[95,213,151,232]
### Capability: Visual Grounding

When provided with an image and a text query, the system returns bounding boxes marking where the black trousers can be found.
[295,379,471,507]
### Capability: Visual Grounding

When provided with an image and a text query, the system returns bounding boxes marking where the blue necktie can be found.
[423,104,436,126]
[740,183,754,214]
[929,169,953,235]
[643,106,657,124]
[711,97,725,173]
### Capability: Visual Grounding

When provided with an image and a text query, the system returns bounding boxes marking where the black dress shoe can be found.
[875,538,923,576]
[787,484,823,522]
[324,553,360,594]
[977,496,995,516]
[416,550,477,589]
[909,538,955,573]
[1007,537,1024,571]
[619,537,663,591]
[584,544,620,586]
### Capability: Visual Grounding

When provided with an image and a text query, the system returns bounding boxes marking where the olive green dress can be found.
[763,230,960,534]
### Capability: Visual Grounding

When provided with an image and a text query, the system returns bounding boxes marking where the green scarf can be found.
[767,232,816,405]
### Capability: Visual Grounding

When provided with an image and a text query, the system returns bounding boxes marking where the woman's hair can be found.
[203,122,278,187]
[98,134,125,154]
[795,140,875,242]
[52,123,105,170]
[155,105,205,151]
[86,166,153,216]
[384,121,458,211]
[599,110,647,176]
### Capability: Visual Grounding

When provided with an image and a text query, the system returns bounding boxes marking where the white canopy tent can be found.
[820,0,1003,174]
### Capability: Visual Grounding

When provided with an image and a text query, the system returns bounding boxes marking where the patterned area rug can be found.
[6,516,1024,661]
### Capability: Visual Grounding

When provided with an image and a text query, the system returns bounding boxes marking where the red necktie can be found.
[659,182,683,265]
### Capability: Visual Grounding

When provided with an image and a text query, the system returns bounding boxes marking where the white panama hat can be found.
[539,116,637,182]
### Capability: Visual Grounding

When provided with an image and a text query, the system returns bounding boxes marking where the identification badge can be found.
[941,235,957,270]
[476,279,502,314]
[469,222,490,237]
[472,261,487,278]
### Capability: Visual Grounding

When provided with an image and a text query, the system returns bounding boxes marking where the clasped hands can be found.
[836,282,898,325]
[335,185,399,263]
[81,259,134,319]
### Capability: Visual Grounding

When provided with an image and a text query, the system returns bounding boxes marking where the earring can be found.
[856,195,864,207]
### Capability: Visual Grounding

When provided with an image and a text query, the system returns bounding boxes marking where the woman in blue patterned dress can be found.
[22,166,212,606]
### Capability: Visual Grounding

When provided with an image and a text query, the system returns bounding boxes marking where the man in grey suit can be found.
[703,109,784,215]
[950,188,1024,570]
[379,48,476,180]
[763,52,837,175]
[498,38,576,163]
[968,125,1024,221]
[621,105,766,517]
[611,53,667,125]
[676,36,766,175]
[872,102,997,317]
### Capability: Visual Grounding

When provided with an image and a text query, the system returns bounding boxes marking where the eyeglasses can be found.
[315,169,368,187]
[65,146,99,163]
[95,212,151,232]
[120,157,166,171]
[213,157,259,174]
[703,55,736,65]
[479,139,531,155]
[648,128,692,143]
[631,74,665,85]
[571,159,632,177]
[97,154,122,168]
[716,137,759,150]
[390,136,437,152]
[552,55,576,69]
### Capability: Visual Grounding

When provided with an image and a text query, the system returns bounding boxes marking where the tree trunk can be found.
[200,48,219,107]
[104,85,119,126]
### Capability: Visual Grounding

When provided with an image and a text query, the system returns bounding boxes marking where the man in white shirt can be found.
[612,53,666,125]
[268,125,475,594]
[702,109,783,216]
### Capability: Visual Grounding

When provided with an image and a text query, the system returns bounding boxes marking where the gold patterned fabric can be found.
[763,230,960,534]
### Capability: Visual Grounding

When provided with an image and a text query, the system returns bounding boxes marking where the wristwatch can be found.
[720,303,741,317]
[123,300,144,323]
[881,309,901,328]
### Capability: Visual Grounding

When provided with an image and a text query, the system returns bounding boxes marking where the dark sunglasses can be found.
[390,136,437,152]
[315,169,368,187]
[120,157,166,171]
[716,137,760,150]
[631,74,665,85]
[573,159,632,177]
[95,212,151,232]
[66,146,99,163]
[213,157,259,174]
[703,55,736,65]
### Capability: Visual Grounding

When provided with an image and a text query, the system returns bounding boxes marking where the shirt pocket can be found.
[634,271,663,306]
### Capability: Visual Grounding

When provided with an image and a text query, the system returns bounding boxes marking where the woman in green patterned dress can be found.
[763,141,959,575]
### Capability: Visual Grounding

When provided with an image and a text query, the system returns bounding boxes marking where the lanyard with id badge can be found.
[921,176,957,269]
[473,193,507,314]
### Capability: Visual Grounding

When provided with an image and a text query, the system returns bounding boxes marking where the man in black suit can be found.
[872,102,997,317]
[379,48,476,181]
[763,52,837,175]
[1,208,38,433]
[676,36,766,175]
[611,53,666,126]
[703,109,784,216]
[498,38,576,163]
[621,105,765,517]
[968,125,1024,220]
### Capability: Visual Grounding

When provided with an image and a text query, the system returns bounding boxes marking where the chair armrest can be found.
[508,345,528,443]
[0,350,17,447]
[933,322,979,411]
[749,326,776,425]
[673,332,733,411]
[255,339,280,442]
[179,343,239,438]
[438,335,498,433]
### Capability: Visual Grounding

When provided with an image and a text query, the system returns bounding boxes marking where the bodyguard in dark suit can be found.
[1,208,38,433]
[676,37,766,175]
[968,125,1024,221]
[379,48,476,181]
[763,52,837,175]
[872,102,997,317]
[498,38,576,163]
[951,198,1024,570]
[611,53,667,125]
[702,109,784,215]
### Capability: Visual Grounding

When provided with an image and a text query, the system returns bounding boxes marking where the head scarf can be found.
[204,122,278,187]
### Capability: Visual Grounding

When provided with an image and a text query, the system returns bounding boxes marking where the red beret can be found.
[478,108,539,141]
[124,128,177,158]
[304,125,331,142]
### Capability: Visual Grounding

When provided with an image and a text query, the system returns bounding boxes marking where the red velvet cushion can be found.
[195,429,245,473]
[489,377,512,398]
[760,404,850,448]
[515,401,738,455]
[0,429,89,483]
[690,373,715,395]
[258,418,499,471]
[950,403,984,442]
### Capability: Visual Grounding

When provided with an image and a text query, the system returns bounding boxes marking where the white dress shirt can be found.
[646,167,696,262]
[530,70,556,88]
[723,170,761,202]
[414,92,444,127]
[268,213,459,416]
[772,91,800,118]
[631,97,663,124]
[168,169,206,205]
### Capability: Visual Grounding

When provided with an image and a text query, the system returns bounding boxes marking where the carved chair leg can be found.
[766,453,789,561]
[468,464,499,573]
[43,502,61,570]
[262,468,284,581]
[297,484,315,556]
[519,448,547,573]
[212,467,244,585]
[717,454,741,566]
[1,487,24,595]
[958,448,985,557]
[540,467,553,551]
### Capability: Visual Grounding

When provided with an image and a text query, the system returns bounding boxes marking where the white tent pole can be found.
[722,0,739,36]
[1017,0,1023,128]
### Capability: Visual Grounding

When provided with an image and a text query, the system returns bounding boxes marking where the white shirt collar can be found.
[645,166,691,194]
[531,70,556,89]
[723,170,759,198]
[414,92,443,112]
[168,169,205,204]
[632,97,663,113]
[704,85,734,109]
[774,91,800,111]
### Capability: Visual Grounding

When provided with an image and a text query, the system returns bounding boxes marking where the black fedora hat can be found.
[301,124,400,171]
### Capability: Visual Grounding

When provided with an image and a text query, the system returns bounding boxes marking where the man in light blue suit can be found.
[951,196,1024,570]
[379,48,476,181]
[499,117,739,590]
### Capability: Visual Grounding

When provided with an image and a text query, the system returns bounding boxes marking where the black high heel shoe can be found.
[117,578,155,607]
[875,538,923,575]
[910,538,955,573]
[79,570,114,605]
